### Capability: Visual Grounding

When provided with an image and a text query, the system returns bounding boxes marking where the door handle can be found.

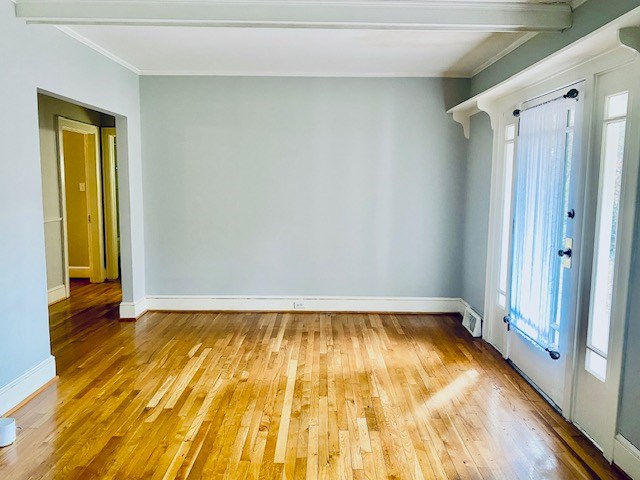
[558,248,572,258]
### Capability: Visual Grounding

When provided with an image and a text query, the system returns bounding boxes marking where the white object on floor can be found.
[0,418,16,447]
[462,307,483,338]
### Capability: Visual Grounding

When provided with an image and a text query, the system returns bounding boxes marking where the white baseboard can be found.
[144,295,468,315]
[119,297,148,319]
[47,285,67,305]
[614,434,640,479]
[0,356,56,416]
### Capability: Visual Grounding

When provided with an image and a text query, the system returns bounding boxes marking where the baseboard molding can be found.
[0,356,56,416]
[144,295,468,315]
[47,284,67,305]
[69,266,90,278]
[614,434,640,479]
[119,297,148,319]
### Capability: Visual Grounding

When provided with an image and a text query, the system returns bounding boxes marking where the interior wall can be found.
[461,113,493,315]
[0,0,144,408]
[38,94,115,289]
[141,76,470,298]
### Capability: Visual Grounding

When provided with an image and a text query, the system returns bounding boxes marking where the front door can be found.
[505,83,585,411]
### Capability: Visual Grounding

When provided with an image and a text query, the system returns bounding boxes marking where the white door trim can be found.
[101,127,119,281]
[571,61,640,460]
[57,117,106,285]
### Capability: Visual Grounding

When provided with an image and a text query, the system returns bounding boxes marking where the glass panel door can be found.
[505,83,585,410]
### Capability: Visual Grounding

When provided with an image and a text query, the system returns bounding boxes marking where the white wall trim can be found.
[144,295,467,314]
[0,356,56,416]
[55,25,141,74]
[614,434,640,480]
[47,284,67,305]
[137,70,471,78]
[119,297,148,319]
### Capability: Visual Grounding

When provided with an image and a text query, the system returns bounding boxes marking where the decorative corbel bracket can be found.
[449,103,480,139]
[477,99,499,132]
[452,109,472,139]
[619,27,640,55]
[449,98,498,139]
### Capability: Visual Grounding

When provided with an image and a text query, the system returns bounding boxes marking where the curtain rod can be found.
[513,88,579,118]
[503,315,561,360]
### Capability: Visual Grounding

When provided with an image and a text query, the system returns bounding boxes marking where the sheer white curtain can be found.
[508,97,571,351]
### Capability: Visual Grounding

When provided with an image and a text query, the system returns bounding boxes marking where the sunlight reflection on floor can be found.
[425,368,479,410]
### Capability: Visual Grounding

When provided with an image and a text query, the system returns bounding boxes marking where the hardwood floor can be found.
[0,281,626,479]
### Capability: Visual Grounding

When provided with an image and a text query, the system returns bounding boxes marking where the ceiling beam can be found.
[15,1,572,32]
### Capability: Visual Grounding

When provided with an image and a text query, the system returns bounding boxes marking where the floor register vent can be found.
[462,307,482,338]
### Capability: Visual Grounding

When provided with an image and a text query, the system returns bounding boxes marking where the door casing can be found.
[102,127,119,281]
[482,49,638,434]
[571,62,640,460]
[57,117,106,290]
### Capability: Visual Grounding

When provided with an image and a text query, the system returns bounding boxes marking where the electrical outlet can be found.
[293,301,305,310]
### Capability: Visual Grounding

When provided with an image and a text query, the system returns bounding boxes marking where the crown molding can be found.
[137,69,471,78]
[55,25,141,74]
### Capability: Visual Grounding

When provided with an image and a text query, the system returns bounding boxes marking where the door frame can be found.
[570,62,640,459]
[101,127,119,281]
[57,117,106,288]
[481,48,637,419]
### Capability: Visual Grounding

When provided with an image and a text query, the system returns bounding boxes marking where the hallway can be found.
[49,280,122,373]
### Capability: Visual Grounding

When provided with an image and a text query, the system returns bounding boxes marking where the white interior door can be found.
[572,63,640,458]
[505,84,585,411]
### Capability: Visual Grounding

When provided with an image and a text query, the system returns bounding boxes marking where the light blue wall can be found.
[141,76,470,297]
[0,0,144,392]
[471,0,640,97]
[461,113,493,316]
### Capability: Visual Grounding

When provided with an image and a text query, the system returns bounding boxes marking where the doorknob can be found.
[558,248,572,258]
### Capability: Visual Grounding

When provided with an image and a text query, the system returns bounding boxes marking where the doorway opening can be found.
[38,93,122,311]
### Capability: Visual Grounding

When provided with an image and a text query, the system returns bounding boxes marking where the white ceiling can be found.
[41,0,582,77]
[66,26,535,77]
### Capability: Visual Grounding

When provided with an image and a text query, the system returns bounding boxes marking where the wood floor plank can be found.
[0,280,627,479]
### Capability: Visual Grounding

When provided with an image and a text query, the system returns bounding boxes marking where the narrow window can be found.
[586,92,628,381]
[498,124,516,309]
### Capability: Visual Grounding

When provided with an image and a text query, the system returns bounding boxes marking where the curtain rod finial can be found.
[564,88,579,99]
